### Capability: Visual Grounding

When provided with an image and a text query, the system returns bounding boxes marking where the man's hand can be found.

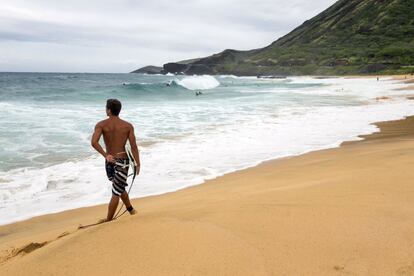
[105,154,115,163]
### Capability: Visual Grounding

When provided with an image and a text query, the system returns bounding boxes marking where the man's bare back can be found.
[98,117,131,159]
[91,117,140,166]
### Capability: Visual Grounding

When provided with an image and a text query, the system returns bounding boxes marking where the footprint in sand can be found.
[0,242,47,265]
[0,231,73,265]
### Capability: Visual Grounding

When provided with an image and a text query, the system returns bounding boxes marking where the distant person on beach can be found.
[91,99,141,221]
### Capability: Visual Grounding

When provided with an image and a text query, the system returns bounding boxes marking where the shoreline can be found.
[2,75,414,226]
[1,114,414,274]
[0,75,413,226]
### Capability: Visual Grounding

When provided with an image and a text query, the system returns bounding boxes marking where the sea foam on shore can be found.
[0,73,413,225]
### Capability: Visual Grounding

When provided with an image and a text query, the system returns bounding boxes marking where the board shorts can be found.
[105,158,129,196]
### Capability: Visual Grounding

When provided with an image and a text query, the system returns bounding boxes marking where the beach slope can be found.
[1,117,414,275]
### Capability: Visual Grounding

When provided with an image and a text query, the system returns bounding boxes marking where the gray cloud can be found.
[0,0,337,72]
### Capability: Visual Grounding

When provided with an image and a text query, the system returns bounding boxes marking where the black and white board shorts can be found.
[105,158,129,196]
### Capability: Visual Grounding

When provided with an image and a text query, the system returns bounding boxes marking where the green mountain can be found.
[152,0,414,76]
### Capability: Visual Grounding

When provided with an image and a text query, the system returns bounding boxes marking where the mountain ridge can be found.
[133,0,414,76]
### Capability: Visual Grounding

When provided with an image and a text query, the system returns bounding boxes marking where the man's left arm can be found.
[128,124,141,175]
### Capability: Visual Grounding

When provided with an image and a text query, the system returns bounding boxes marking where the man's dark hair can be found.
[106,99,122,116]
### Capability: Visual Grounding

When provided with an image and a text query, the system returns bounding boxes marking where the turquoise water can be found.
[0,72,412,225]
[0,73,338,171]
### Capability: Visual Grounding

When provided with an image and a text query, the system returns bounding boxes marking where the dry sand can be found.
[1,85,414,275]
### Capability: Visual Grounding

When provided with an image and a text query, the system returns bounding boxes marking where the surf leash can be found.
[78,146,137,229]
[113,145,137,220]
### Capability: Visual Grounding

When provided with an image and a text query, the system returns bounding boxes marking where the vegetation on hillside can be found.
[159,0,414,76]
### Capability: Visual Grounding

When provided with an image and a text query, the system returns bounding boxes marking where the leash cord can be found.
[78,148,136,229]
[113,147,137,220]
[113,173,136,220]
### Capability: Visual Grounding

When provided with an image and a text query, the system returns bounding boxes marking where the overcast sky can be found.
[0,0,337,73]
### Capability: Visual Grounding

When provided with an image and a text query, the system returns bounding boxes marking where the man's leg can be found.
[120,191,132,209]
[121,191,136,215]
[107,194,120,221]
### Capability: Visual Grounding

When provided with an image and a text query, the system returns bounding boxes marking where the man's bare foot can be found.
[129,209,137,215]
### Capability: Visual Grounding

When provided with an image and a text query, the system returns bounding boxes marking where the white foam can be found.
[218,75,258,80]
[1,77,414,225]
[175,75,220,90]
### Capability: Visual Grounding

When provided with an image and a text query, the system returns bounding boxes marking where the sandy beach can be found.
[2,0,414,273]
[1,78,414,275]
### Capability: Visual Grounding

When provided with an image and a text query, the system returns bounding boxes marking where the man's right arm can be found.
[128,124,141,175]
[91,123,113,162]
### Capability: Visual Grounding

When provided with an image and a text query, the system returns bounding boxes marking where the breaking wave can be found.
[174,75,220,90]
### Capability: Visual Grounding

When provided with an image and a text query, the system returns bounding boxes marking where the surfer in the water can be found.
[91,99,141,221]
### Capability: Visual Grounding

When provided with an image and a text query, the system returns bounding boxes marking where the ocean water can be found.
[0,72,413,225]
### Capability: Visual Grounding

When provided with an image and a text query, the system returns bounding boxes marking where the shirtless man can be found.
[91,99,140,221]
